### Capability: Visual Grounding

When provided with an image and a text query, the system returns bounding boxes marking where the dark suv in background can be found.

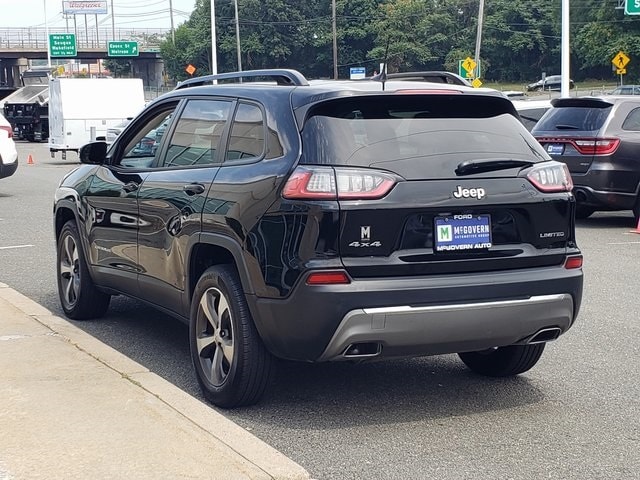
[532,96,640,221]
[54,69,583,408]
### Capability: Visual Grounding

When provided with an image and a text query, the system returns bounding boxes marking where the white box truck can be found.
[48,78,146,159]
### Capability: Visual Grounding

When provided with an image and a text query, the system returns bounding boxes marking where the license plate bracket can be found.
[434,214,492,252]
[546,143,565,155]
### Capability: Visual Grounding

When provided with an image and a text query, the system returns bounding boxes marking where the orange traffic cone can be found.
[631,216,640,234]
[27,154,34,165]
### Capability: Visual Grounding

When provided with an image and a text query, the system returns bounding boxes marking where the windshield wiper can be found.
[554,124,581,130]
[455,158,536,176]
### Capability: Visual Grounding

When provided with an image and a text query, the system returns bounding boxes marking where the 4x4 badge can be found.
[453,185,486,200]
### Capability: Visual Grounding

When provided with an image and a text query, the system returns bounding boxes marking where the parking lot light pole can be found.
[561,0,570,97]
[211,0,218,75]
[44,0,51,67]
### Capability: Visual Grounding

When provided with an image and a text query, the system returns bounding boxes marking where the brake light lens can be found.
[573,138,620,155]
[526,162,573,192]
[0,125,13,139]
[306,271,351,285]
[282,166,396,200]
[564,255,583,269]
[535,137,620,155]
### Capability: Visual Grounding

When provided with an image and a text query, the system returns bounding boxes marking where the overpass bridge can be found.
[0,27,169,88]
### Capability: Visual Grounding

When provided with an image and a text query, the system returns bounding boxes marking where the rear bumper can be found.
[572,184,636,210]
[249,263,583,362]
[317,294,572,361]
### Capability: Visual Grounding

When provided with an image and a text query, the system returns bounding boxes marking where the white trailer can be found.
[48,78,145,159]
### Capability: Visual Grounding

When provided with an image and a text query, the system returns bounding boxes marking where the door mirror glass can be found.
[79,141,107,165]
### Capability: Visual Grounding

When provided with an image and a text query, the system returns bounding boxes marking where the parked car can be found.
[526,75,574,92]
[609,85,640,95]
[512,99,553,131]
[105,119,132,145]
[0,112,18,179]
[54,69,583,408]
[532,96,640,221]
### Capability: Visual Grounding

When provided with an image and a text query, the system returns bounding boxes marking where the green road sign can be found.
[458,59,481,79]
[49,34,76,57]
[625,0,640,15]
[108,41,139,57]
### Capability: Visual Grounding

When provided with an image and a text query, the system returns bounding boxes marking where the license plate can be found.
[434,214,492,252]
[546,143,565,155]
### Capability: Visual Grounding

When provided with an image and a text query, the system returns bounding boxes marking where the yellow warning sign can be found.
[472,78,483,88]
[612,51,630,69]
[616,68,627,75]
[462,57,477,76]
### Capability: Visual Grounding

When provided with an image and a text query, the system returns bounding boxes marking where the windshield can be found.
[534,106,611,132]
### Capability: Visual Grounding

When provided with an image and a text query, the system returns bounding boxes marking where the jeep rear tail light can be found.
[526,162,573,193]
[0,125,13,138]
[306,270,351,285]
[282,166,396,200]
[573,138,620,155]
[564,255,583,269]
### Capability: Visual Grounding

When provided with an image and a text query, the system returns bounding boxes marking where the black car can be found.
[54,69,583,408]
[532,96,640,221]
[526,75,574,92]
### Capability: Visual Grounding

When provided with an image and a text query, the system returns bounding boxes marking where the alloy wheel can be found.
[59,234,80,308]
[195,287,235,386]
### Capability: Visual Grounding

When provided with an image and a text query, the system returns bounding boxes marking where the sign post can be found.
[49,34,77,57]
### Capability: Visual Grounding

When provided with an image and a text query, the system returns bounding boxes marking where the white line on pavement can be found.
[607,241,640,245]
[0,245,35,250]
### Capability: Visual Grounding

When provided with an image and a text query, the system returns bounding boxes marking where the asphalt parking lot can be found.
[1,140,639,480]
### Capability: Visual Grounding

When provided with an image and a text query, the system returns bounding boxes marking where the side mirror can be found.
[79,141,107,165]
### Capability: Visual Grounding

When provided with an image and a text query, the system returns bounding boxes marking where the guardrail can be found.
[0,27,169,50]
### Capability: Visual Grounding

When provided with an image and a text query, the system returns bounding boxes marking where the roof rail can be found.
[175,69,309,89]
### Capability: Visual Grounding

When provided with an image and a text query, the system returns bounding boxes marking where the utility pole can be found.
[473,0,485,78]
[561,0,570,97]
[233,0,242,71]
[332,0,337,79]
[210,0,218,75]
[44,0,51,67]
[110,0,115,41]
[169,0,175,44]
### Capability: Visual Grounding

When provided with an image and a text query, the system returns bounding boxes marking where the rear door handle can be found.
[122,181,139,193]
[183,183,206,196]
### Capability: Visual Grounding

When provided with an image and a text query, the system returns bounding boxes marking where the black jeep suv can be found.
[54,69,583,408]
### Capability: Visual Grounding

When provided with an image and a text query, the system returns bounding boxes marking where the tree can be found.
[103,58,132,78]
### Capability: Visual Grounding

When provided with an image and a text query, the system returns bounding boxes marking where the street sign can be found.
[612,51,630,69]
[625,0,640,15]
[185,64,196,76]
[108,41,139,57]
[49,34,76,57]
[617,68,627,75]
[350,67,366,80]
[459,58,481,79]
[471,78,483,88]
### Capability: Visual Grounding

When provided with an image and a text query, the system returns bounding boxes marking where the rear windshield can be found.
[534,106,611,132]
[300,96,549,177]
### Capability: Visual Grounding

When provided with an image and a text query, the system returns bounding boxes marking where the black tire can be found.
[633,196,640,225]
[189,265,274,408]
[458,343,546,377]
[56,220,110,319]
[575,204,595,219]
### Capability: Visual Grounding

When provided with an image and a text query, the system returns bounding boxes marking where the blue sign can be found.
[434,214,492,252]
[350,67,366,80]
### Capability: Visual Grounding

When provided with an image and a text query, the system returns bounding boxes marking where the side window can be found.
[622,107,640,131]
[225,103,266,162]
[120,108,176,169]
[160,99,231,168]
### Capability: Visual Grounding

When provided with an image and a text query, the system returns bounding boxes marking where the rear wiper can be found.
[554,124,581,130]
[455,158,536,176]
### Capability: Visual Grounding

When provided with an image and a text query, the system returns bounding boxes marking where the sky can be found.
[2,0,197,30]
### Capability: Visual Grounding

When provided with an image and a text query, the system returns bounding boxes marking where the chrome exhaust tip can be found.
[343,342,382,358]
[528,327,562,344]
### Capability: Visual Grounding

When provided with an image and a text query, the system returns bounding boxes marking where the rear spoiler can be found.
[551,97,613,109]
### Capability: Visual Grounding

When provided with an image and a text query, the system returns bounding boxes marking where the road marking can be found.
[607,241,640,245]
[0,245,34,250]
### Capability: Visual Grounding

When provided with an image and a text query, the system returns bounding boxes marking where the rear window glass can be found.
[300,96,549,178]
[534,106,611,132]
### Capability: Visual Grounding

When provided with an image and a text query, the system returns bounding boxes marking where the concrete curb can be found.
[0,283,310,480]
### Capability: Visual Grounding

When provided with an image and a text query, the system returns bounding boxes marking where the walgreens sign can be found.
[62,1,108,14]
